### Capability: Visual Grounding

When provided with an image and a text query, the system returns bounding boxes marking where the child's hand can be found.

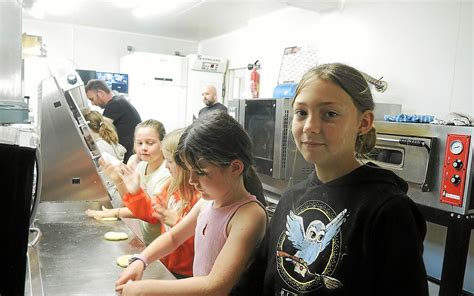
[118,280,140,296]
[115,260,145,293]
[102,151,121,166]
[85,206,115,219]
[127,155,141,171]
[99,158,122,184]
[152,200,180,227]
[120,165,141,195]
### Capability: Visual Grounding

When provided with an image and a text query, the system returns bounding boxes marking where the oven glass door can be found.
[244,100,276,176]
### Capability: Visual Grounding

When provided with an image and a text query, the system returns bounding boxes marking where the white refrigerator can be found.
[185,54,227,125]
[120,52,188,133]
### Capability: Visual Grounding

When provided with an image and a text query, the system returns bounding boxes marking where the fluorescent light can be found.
[132,1,193,18]
[115,0,138,9]
[133,3,178,18]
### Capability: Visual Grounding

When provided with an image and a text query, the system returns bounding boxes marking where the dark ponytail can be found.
[243,166,266,206]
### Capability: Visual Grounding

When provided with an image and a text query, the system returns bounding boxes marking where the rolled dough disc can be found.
[104,231,128,241]
[116,254,132,268]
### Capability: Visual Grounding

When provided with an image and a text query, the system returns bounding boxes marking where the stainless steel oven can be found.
[229,98,313,182]
[371,121,474,295]
[371,121,473,215]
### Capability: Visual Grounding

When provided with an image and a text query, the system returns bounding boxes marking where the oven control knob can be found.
[452,159,463,170]
[450,175,461,185]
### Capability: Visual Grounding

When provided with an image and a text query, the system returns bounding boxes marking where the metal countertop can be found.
[26,201,175,295]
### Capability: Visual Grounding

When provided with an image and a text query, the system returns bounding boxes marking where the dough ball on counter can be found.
[104,231,128,241]
[116,254,132,268]
[95,217,118,222]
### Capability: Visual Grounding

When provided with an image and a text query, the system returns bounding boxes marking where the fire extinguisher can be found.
[248,60,260,98]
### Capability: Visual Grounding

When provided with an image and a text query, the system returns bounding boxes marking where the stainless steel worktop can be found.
[26,201,174,295]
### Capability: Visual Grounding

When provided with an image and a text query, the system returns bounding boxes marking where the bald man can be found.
[198,85,228,117]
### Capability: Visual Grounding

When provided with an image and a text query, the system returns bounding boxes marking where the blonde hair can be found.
[162,128,194,213]
[294,63,376,158]
[83,110,119,145]
[135,119,166,141]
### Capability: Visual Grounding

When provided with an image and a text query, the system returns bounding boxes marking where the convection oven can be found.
[229,98,313,182]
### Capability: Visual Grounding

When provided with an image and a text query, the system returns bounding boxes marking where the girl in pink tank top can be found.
[115,112,267,295]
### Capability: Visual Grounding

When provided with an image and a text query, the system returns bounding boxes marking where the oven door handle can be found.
[377,136,431,152]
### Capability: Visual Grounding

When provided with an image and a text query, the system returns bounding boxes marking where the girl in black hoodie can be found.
[234,63,428,296]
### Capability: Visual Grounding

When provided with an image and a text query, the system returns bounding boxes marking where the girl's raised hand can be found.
[99,158,122,184]
[152,199,180,227]
[120,164,141,195]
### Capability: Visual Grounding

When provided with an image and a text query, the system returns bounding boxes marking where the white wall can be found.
[22,19,198,72]
[199,2,473,119]
[21,19,198,124]
[199,7,322,100]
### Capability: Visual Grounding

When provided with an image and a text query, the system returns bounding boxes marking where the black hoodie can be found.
[233,163,428,296]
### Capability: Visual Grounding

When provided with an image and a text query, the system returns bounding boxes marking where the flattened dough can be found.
[104,231,128,241]
[116,254,132,268]
[95,217,118,222]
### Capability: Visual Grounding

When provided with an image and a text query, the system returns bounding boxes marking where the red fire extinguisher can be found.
[248,60,260,98]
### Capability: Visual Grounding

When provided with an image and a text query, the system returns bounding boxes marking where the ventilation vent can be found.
[37,84,42,102]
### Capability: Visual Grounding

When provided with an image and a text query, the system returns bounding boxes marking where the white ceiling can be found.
[22,0,341,41]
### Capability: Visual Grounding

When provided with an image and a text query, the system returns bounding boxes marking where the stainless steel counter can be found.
[26,201,175,295]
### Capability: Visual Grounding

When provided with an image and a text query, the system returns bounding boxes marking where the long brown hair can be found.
[83,110,119,145]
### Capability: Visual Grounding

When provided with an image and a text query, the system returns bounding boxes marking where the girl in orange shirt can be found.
[119,128,200,278]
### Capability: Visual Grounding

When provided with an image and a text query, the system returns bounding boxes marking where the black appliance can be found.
[0,142,39,295]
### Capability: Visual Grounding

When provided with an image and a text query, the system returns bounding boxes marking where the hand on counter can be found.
[115,260,145,294]
[85,205,118,219]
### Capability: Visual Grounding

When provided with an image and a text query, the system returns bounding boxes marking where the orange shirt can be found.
[123,186,200,276]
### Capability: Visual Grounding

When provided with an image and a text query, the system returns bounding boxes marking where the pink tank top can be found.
[193,195,258,276]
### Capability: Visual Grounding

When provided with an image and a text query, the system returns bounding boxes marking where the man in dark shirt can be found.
[85,79,141,163]
[198,85,228,117]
